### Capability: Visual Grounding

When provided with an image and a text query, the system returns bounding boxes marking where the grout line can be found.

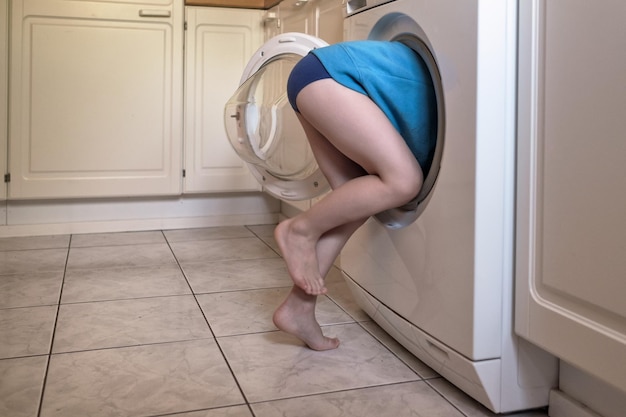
[162,229,253,408]
[213,336,253,406]
[423,377,472,417]
[36,235,72,417]
[245,224,282,258]
[47,337,217,357]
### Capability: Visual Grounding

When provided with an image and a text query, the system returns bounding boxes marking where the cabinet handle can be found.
[138,10,172,18]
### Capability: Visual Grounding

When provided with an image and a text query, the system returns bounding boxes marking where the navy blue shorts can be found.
[287,53,331,113]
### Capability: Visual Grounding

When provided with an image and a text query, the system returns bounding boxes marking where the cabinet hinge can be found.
[182,169,186,178]
[4,173,10,183]
[184,21,188,31]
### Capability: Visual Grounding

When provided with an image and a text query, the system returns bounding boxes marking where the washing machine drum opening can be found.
[374,35,445,229]
[224,54,318,182]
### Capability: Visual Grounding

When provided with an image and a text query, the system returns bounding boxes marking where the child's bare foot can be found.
[273,287,340,351]
[275,219,327,295]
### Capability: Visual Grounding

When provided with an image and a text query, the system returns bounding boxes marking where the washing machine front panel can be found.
[224,33,331,200]
[345,0,396,16]
[340,1,556,412]
[342,0,516,362]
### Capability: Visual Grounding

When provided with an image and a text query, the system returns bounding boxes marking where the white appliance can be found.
[338,0,558,413]
[516,0,626,399]
[224,0,558,413]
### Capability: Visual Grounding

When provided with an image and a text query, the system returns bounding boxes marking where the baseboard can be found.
[0,194,279,237]
[549,390,603,417]
[0,213,278,237]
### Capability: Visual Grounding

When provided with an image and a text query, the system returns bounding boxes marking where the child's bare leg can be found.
[272,286,338,351]
[273,219,365,350]
[274,108,370,295]
[276,78,423,296]
[273,113,369,347]
[274,78,424,348]
[273,114,369,348]
[274,218,325,295]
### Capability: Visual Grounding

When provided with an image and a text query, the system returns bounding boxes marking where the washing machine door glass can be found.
[224,33,330,201]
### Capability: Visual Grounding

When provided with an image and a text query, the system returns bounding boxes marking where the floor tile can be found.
[0,249,68,275]
[360,321,439,379]
[167,405,253,417]
[170,238,278,264]
[41,340,244,417]
[0,271,64,308]
[197,288,353,337]
[183,258,292,294]
[251,381,464,417]
[0,226,558,417]
[246,224,280,253]
[0,356,48,417]
[70,230,165,248]
[219,323,419,402]
[245,224,276,238]
[62,264,191,303]
[325,266,370,322]
[0,306,57,359]
[427,378,550,417]
[0,235,70,251]
[53,295,212,353]
[164,226,254,243]
[258,236,280,254]
[66,243,177,270]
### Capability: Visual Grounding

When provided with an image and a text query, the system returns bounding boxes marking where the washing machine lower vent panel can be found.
[342,274,557,413]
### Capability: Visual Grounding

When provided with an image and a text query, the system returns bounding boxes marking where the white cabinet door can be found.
[281,1,312,35]
[1,0,8,202]
[276,0,343,213]
[9,0,183,198]
[281,0,344,42]
[315,0,344,43]
[263,5,282,41]
[516,0,626,392]
[183,6,264,193]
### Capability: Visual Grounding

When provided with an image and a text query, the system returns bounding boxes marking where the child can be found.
[272,40,437,350]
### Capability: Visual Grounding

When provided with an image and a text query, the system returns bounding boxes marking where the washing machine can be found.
[339,0,558,413]
[224,0,558,413]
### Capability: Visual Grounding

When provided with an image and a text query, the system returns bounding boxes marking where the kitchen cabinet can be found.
[280,0,343,46]
[316,0,344,42]
[272,0,343,213]
[1,0,8,203]
[8,0,184,199]
[516,0,626,397]
[184,0,342,202]
[183,6,264,193]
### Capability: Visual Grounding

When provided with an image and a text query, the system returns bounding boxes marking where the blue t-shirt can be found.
[311,41,437,173]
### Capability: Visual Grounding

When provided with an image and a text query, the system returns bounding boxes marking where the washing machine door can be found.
[224,33,330,201]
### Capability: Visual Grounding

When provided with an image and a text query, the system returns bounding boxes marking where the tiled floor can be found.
[0,225,550,417]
